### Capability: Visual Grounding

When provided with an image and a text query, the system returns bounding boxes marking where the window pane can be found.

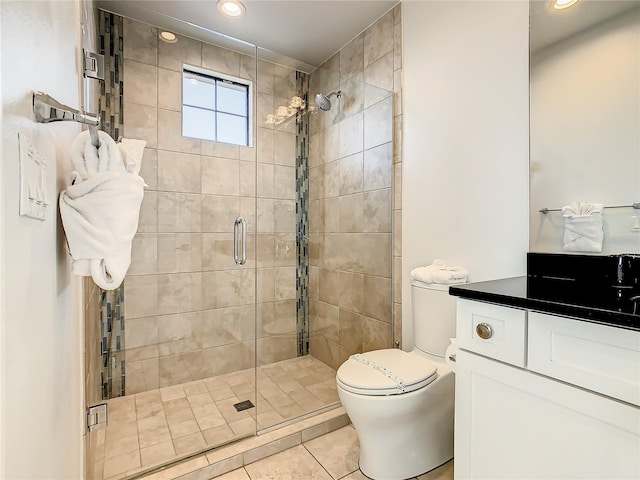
[183,106,215,141]
[217,82,247,116]
[217,112,247,146]
[183,76,215,109]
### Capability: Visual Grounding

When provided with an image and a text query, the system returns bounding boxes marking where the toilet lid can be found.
[336,349,438,396]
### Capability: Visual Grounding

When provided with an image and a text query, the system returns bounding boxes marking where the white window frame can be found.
[181,63,253,147]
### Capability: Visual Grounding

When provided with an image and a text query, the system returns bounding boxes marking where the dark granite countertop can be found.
[449,276,640,331]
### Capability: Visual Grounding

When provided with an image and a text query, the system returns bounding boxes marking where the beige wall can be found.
[308,5,402,370]
[1,1,85,477]
[402,1,529,348]
[121,18,299,394]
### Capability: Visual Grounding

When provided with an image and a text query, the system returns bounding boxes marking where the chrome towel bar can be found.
[32,91,101,147]
[539,202,640,214]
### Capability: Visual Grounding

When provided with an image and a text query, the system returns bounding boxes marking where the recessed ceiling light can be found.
[553,0,578,10]
[217,0,246,18]
[159,31,177,43]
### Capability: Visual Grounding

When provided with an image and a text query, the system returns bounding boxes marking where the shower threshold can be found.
[89,355,339,480]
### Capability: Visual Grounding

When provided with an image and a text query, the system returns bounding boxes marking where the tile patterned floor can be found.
[91,356,339,480]
[217,425,455,480]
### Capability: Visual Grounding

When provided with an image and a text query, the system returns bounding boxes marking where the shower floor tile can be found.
[93,355,339,480]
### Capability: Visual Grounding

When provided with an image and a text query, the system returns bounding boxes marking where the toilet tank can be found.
[411,279,458,357]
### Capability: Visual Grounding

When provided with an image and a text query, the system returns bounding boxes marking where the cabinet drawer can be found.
[456,298,527,367]
[528,312,640,406]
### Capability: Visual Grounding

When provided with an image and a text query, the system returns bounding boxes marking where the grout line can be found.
[301,442,339,480]
[243,465,254,479]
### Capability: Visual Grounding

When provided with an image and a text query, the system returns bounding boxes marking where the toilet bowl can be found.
[336,280,459,480]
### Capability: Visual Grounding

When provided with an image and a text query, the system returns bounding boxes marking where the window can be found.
[182,65,252,147]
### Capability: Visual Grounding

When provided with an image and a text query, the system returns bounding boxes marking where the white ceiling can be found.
[530,0,640,53]
[97,0,398,71]
[96,1,640,70]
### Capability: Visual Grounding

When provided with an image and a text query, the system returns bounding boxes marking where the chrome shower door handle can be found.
[234,217,247,266]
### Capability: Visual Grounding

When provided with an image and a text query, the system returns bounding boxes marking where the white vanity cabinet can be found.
[454,298,640,480]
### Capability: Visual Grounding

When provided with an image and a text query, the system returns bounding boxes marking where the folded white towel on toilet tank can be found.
[410,259,469,284]
[561,202,604,253]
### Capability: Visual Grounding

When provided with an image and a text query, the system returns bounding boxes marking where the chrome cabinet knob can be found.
[476,322,493,340]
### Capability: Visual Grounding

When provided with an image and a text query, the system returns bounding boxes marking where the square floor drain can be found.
[233,400,255,412]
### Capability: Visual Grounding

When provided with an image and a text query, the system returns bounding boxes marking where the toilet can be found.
[336,279,458,480]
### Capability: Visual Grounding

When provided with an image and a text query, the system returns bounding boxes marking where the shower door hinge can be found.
[83,49,105,80]
[86,403,108,431]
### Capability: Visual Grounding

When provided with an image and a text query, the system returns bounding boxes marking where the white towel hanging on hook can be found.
[59,130,146,290]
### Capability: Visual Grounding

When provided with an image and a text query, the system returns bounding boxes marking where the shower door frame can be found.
[82,11,262,479]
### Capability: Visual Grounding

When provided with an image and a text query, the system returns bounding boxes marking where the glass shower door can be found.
[85,12,260,479]
[253,49,340,432]
[252,50,303,430]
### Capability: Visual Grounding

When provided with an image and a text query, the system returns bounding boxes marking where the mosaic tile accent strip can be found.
[99,287,126,399]
[99,12,124,140]
[98,11,126,399]
[295,71,310,357]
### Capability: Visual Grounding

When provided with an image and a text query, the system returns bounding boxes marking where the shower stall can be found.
[85,6,397,479]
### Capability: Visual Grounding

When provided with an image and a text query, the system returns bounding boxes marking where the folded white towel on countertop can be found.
[60,130,146,290]
[410,259,469,284]
[561,202,604,253]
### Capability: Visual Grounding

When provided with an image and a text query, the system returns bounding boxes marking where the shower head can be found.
[315,91,342,111]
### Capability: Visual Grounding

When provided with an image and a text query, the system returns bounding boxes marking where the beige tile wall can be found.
[122,18,299,394]
[307,5,402,370]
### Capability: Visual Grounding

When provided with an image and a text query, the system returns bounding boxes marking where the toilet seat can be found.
[337,349,438,396]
